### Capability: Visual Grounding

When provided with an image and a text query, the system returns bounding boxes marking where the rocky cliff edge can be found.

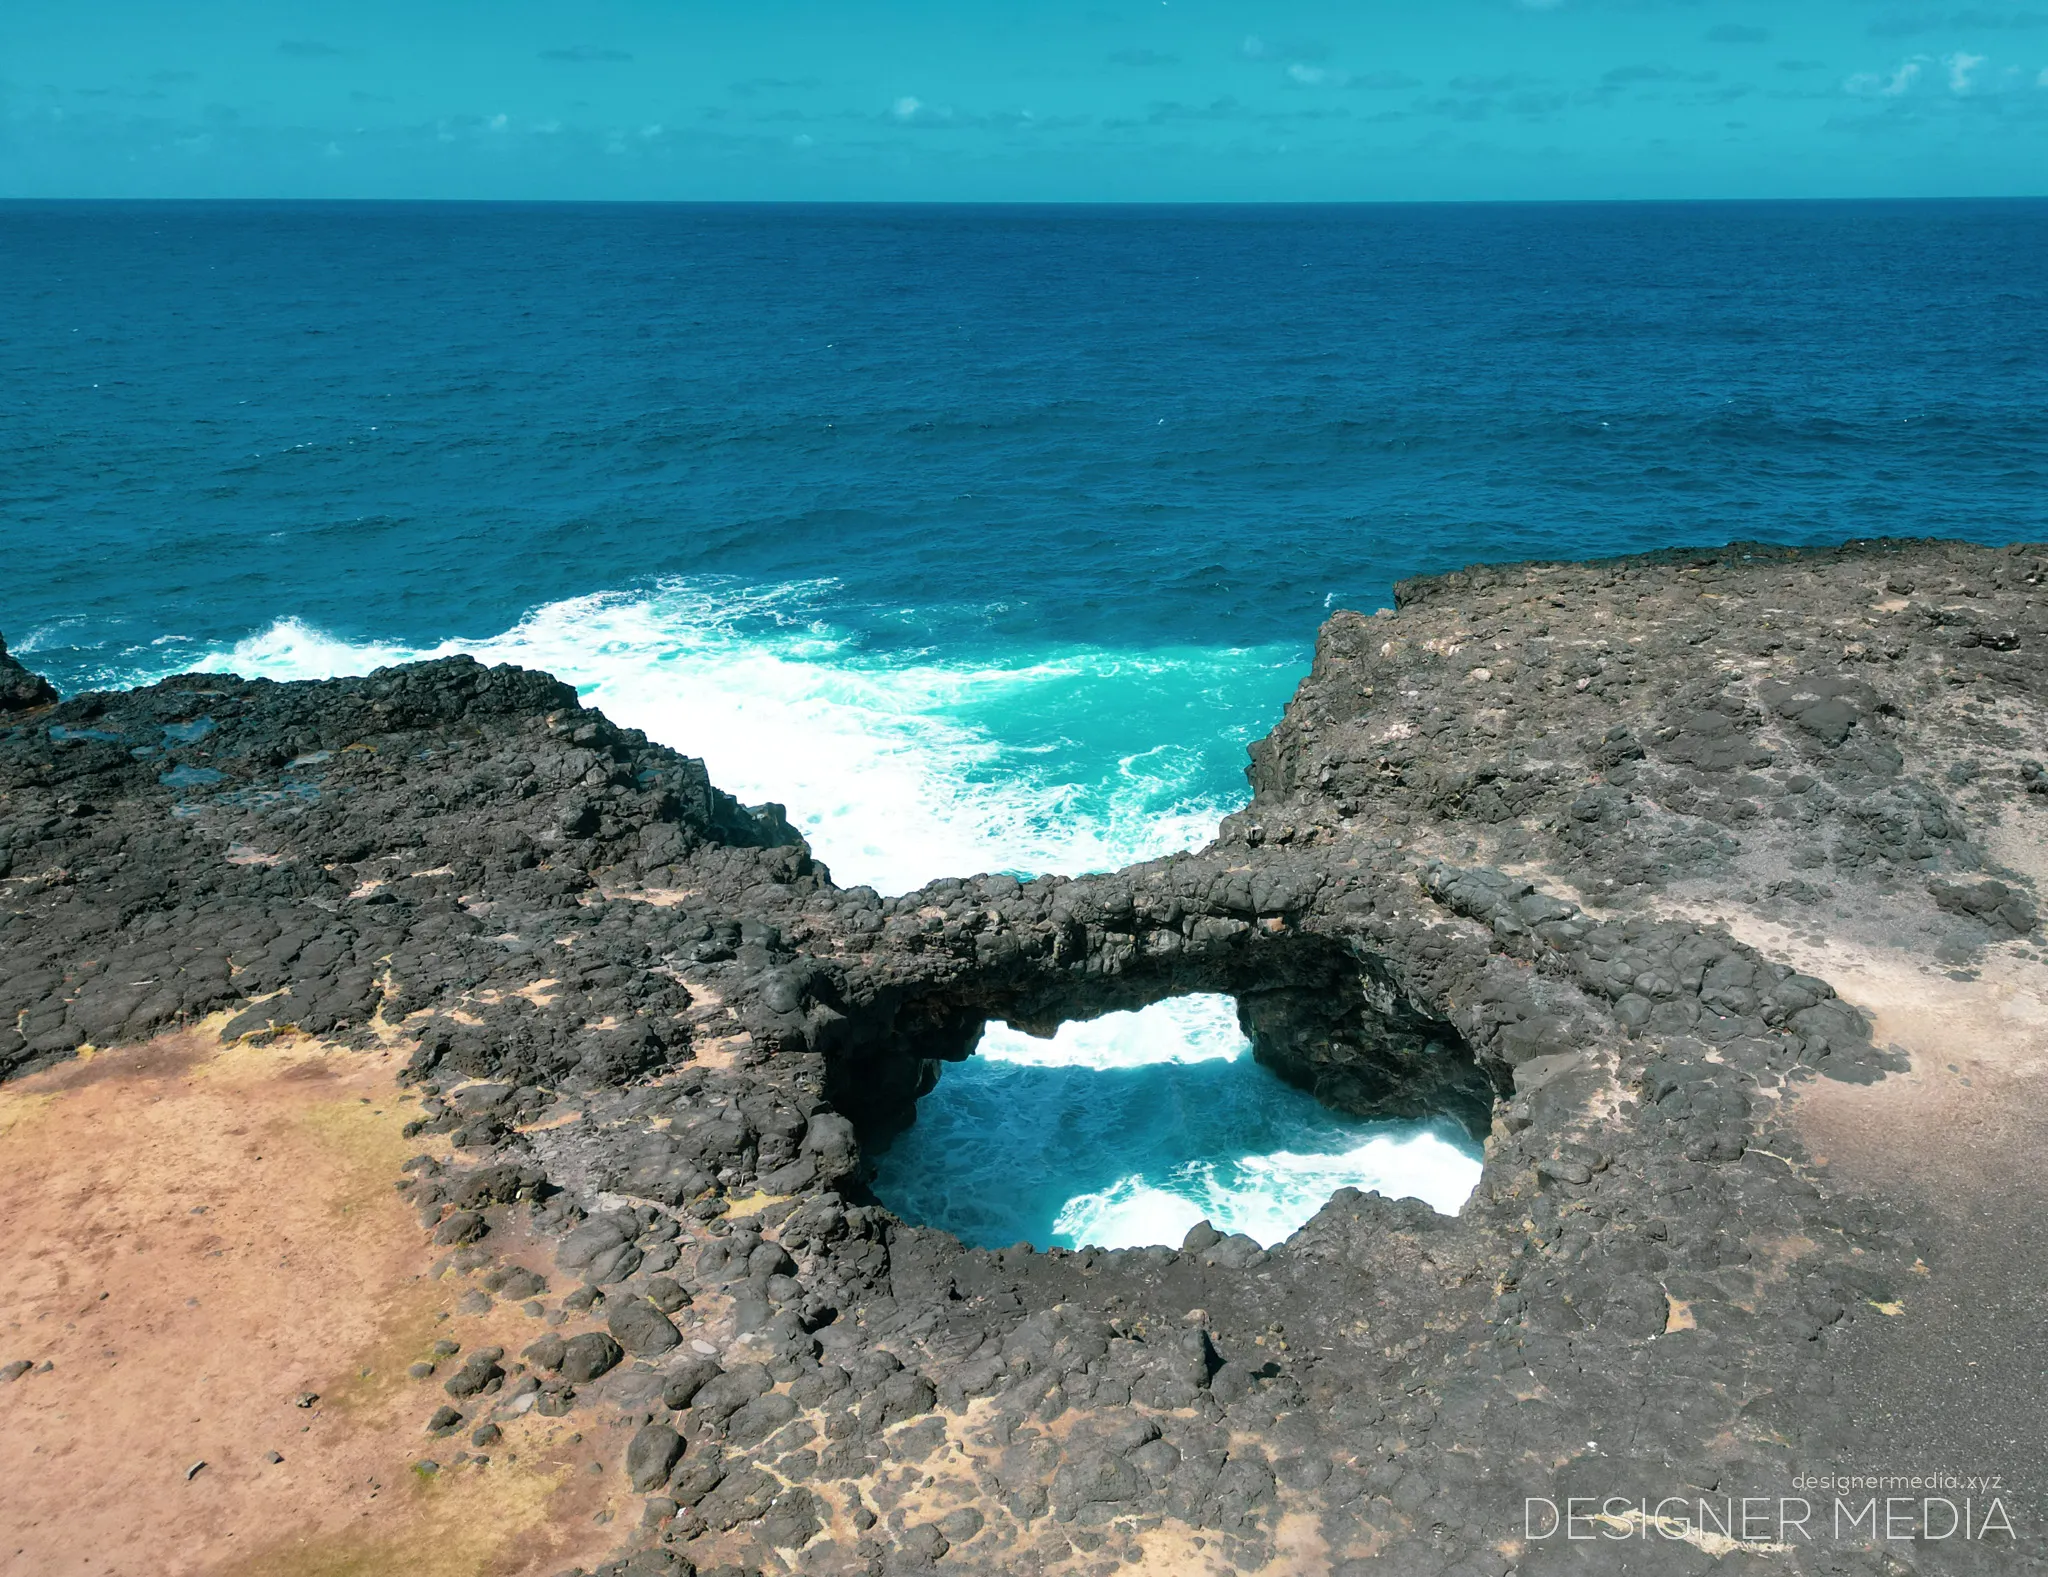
[3,537,2045,1576]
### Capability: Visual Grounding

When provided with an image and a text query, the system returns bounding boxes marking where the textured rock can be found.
[607,1298,682,1358]
[624,1422,685,1492]
[0,634,57,713]
[5,538,2046,1574]
[557,1332,624,1384]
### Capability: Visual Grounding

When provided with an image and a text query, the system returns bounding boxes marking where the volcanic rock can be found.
[4,538,2046,1573]
[0,636,56,713]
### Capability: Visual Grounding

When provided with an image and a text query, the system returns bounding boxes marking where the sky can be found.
[3,2,2046,201]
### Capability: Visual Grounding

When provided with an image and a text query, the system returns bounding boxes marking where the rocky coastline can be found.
[3,538,2045,1576]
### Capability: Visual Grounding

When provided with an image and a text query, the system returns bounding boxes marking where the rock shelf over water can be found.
[3,538,2046,1575]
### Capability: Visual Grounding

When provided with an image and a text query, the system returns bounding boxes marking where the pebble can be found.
[644,1277,692,1314]
[559,1332,624,1383]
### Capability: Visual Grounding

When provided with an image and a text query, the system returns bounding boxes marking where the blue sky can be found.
[4,1,2046,200]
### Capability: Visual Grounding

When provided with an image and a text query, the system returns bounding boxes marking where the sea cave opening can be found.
[864,991,1488,1253]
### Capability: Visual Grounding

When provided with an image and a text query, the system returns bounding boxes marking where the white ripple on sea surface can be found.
[173,580,1296,896]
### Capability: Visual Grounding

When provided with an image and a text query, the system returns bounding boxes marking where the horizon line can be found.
[5,193,2047,208]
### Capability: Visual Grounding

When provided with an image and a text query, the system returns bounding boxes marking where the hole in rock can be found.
[866,994,1484,1252]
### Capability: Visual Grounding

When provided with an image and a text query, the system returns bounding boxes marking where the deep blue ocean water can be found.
[5,199,2044,1246]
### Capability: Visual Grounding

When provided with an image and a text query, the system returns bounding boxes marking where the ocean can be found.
[5,199,2043,1247]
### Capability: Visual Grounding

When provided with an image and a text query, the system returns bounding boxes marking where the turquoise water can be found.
[867,997,1482,1251]
[7,200,2042,1245]
[146,583,1299,894]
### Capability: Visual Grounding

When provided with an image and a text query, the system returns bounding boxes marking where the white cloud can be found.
[488,112,508,131]
[1846,57,1925,95]
[1241,36,1269,60]
[1287,63,1327,84]
[2039,66,2048,86]
[887,95,960,126]
[1845,49,2014,98]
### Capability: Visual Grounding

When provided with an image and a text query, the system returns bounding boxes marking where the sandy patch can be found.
[1660,901,2048,1202]
[0,1032,618,1577]
[1657,895,2048,1496]
[593,888,700,909]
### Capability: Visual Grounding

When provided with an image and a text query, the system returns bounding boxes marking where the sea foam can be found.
[870,993,1483,1250]
[177,581,1291,895]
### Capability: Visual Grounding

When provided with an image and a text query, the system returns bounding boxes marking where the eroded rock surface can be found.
[4,537,2045,1575]
[0,630,58,713]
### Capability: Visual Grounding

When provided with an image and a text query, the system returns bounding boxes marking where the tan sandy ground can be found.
[0,1029,1332,1577]
[0,1030,619,1577]
[1672,829,2048,1504]
[1683,810,2048,1211]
